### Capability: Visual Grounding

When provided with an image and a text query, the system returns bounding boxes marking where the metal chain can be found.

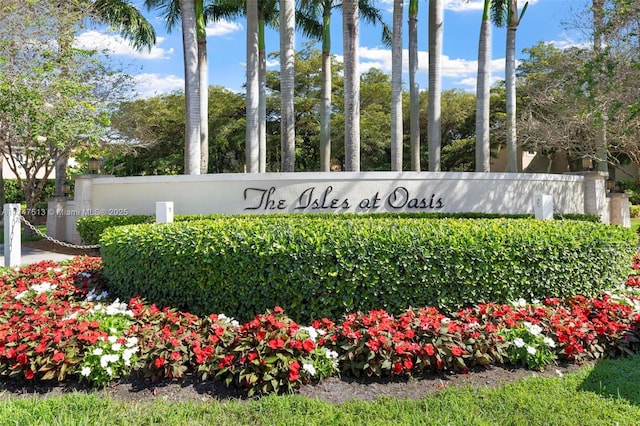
[20,215,100,250]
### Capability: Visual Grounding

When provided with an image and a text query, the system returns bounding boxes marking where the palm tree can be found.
[145,0,203,174]
[492,0,528,172]
[408,0,420,171]
[390,0,404,171]
[297,0,391,172]
[475,0,492,172]
[246,0,260,173]
[280,0,296,172]
[428,0,443,171]
[342,0,360,172]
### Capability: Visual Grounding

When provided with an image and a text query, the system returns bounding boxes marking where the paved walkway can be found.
[0,245,76,266]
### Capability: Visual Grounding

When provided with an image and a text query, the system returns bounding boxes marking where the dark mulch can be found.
[0,362,587,404]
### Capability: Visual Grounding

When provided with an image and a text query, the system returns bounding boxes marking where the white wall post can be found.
[156,202,174,223]
[4,203,21,267]
[534,194,554,220]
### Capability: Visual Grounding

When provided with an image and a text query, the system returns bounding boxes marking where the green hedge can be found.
[78,212,600,245]
[100,217,635,323]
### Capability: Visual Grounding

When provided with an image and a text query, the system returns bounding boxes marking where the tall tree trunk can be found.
[505,24,517,172]
[343,0,360,172]
[428,0,443,171]
[245,0,259,173]
[390,0,404,171]
[593,0,608,174]
[475,0,491,172]
[196,0,208,174]
[259,16,267,172]
[320,5,332,172]
[280,0,295,172]
[180,0,201,175]
[409,0,420,171]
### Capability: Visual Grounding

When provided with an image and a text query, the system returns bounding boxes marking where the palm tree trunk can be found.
[390,0,404,171]
[320,5,332,172]
[475,0,491,172]
[180,0,201,175]
[196,0,208,174]
[259,16,267,172]
[409,0,420,171]
[428,0,443,171]
[343,0,360,172]
[280,0,296,172]
[505,24,518,172]
[245,0,259,173]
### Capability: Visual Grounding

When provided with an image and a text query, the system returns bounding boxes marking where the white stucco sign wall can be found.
[82,171,584,216]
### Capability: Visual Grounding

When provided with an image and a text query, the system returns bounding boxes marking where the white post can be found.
[156,202,174,223]
[534,194,554,220]
[4,203,21,267]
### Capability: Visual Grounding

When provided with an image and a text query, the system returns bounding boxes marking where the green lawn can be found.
[0,355,638,426]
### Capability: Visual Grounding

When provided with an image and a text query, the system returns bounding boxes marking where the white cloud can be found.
[549,37,590,50]
[74,30,173,60]
[132,73,184,98]
[446,0,540,12]
[206,19,243,37]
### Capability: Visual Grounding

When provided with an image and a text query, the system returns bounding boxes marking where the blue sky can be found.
[74,0,592,98]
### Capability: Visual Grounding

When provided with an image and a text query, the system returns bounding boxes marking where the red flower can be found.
[154,357,166,369]
[268,338,285,350]
[24,369,35,380]
[393,363,403,373]
[170,351,182,362]
[16,353,28,365]
[247,351,258,361]
[450,346,464,357]
[274,306,284,313]
[52,352,65,363]
[367,339,380,352]
[302,339,315,353]
[288,360,300,381]
[423,344,435,357]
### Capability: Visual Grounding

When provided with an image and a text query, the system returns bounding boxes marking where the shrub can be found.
[77,212,600,245]
[100,217,636,323]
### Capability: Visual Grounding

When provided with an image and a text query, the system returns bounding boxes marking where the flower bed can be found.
[1,256,639,396]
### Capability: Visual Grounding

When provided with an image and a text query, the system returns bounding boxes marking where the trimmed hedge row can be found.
[78,212,601,245]
[100,217,635,323]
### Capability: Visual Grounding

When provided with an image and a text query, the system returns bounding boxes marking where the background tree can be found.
[0,1,123,223]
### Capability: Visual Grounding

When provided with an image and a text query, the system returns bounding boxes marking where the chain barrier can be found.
[20,215,100,250]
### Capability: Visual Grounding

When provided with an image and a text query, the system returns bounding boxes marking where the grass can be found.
[0,355,638,425]
[0,225,46,243]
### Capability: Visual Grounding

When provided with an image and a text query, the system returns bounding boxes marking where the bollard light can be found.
[581,155,593,171]
[88,157,101,174]
[63,181,71,197]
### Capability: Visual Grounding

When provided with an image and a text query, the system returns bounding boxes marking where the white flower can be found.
[106,367,113,376]
[81,366,92,377]
[528,324,543,336]
[300,326,319,342]
[111,343,122,352]
[108,335,118,343]
[526,346,537,355]
[325,350,339,360]
[14,291,28,300]
[512,298,527,307]
[92,348,104,356]
[513,338,525,348]
[543,337,556,348]
[302,363,317,377]
[31,282,56,294]
[126,337,138,347]
[122,348,136,364]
